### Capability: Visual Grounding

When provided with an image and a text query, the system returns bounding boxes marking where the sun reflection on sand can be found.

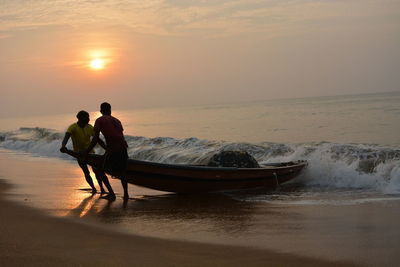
[78,195,98,218]
[67,166,114,217]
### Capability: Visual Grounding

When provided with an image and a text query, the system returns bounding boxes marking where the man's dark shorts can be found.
[103,149,128,173]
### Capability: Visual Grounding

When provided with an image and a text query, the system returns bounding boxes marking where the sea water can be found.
[1,91,400,265]
[1,91,400,194]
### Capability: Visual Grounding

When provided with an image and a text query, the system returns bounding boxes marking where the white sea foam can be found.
[1,127,400,194]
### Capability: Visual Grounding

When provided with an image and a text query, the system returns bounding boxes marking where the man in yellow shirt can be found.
[60,111,114,196]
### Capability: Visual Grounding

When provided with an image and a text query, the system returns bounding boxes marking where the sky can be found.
[1,0,399,117]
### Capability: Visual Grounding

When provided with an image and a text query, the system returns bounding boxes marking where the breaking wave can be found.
[1,127,400,194]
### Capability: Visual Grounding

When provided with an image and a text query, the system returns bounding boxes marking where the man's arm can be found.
[86,128,100,154]
[60,132,71,153]
[97,138,107,150]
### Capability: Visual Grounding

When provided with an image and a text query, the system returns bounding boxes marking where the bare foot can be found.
[101,194,116,201]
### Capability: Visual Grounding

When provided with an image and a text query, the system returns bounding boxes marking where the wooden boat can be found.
[65,150,307,193]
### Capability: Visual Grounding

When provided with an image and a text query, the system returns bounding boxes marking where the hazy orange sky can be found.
[1,0,399,117]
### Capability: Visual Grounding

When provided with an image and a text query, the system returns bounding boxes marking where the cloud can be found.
[1,0,399,38]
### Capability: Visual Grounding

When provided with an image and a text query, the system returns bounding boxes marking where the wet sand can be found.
[0,180,357,267]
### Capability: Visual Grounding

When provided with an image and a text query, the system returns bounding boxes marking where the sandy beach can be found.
[0,179,359,267]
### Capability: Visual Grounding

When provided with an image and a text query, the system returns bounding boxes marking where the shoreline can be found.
[0,179,357,266]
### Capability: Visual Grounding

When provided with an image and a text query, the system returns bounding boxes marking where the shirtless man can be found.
[86,103,129,200]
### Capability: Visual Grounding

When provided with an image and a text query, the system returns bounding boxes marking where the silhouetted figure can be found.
[60,110,115,196]
[86,103,129,200]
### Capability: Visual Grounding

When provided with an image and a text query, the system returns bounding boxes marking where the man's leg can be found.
[121,150,129,200]
[95,169,116,198]
[120,170,129,200]
[98,154,116,200]
[92,166,106,194]
[104,150,129,200]
[77,160,96,193]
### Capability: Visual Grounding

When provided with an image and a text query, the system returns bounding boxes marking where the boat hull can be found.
[66,151,307,193]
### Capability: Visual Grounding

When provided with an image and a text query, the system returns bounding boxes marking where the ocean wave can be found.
[1,127,400,194]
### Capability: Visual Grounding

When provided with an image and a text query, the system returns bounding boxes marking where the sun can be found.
[89,58,105,70]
